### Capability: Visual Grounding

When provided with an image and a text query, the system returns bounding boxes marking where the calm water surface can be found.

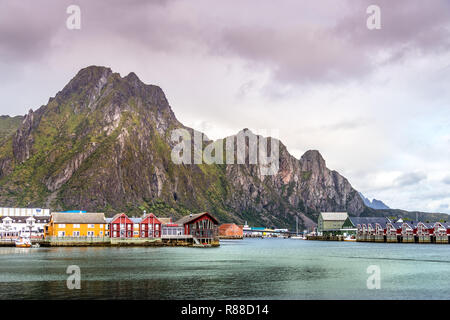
[1,238,450,299]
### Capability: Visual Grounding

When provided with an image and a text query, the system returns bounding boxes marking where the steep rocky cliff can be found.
[0,115,23,143]
[0,66,369,229]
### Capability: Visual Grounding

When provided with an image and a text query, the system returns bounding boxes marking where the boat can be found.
[15,236,32,248]
[291,217,305,240]
[344,235,356,242]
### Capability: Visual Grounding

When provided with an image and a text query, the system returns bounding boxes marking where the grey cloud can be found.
[442,175,450,185]
[394,172,427,187]
[1,0,449,87]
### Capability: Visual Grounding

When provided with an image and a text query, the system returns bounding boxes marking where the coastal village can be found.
[317,212,450,244]
[0,208,222,247]
[1,208,450,248]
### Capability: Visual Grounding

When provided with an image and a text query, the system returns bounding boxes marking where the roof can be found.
[110,213,133,223]
[141,213,161,224]
[158,218,172,224]
[348,217,390,228]
[219,223,241,228]
[52,212,106,224]
[251,227,266,231]
[175,212,219,225]
[320,212,348,221]
[387,222,403,229]
[0,216,50,223]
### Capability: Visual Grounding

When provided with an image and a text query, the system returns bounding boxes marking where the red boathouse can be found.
[175,212,219,244]
[110,213,134,238]
[140,213,162,238]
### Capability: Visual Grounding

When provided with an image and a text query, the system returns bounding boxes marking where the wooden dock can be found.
[35,235,220,247]
[306,235,345,241]
[356,235,450,244]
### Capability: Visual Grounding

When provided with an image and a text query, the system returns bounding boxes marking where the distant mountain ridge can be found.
[359,192,390,210]
[0,66,447,228]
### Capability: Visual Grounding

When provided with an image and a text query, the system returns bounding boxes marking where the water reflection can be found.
[1,239,450,299]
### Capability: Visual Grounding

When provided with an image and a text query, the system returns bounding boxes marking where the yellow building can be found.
[45,212,107,238]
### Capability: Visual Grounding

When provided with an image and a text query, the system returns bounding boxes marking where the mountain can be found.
[359,192,390,210]
[0,66,386,229]
[0,115,24,143]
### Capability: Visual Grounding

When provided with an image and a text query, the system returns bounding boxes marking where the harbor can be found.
[315,212,450,244]
[3,238,450,300]
[0,208,220,248]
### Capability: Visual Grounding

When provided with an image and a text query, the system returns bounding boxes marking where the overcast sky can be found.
[1,0,450,214]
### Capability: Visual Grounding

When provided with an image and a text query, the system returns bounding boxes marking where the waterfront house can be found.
[110,213,134,238]
[140,213,162,238]
[401,222,416,243]
[344,217,389,241]
[416,222,433,243]
[317,212,348,235]
[218,223,243,239]
[384,221,402,242]
[432,222,449,243]
[175,212,219,244]
[45,212,106,237]
[0,215,50,239]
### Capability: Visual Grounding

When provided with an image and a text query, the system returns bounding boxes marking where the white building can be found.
[0,207,50,217]
[0,212,50,238]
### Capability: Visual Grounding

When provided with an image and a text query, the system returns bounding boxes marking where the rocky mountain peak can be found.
[0,66,374,229]
[299,150,326,172]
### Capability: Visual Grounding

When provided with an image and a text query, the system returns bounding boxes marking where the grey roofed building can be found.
[320,212,349,221]
[51,212,106,224]
[317,212,348,234]
[347,217,391,229]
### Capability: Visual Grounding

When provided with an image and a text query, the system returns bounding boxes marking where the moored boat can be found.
[344,235,356,242]
[15,237,32,248]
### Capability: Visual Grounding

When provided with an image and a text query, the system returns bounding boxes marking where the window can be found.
[133,231,139,236]
[127,224,132,230]
[87,231,94,237]
[100,231,103,236]
[88,224,95,229]
[58,224,66,228]
[155,224,159,230]
[113,224,118,230]
[134,224,139,228]
[73,231,80,237]
[142,224,146,230]
[73,224,80,228]
[58,231,66,237]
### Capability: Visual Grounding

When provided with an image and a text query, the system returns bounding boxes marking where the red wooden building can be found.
[110,213,134,238]
[175,212,219,243]
[218,223,243,239]
[140,213,162,238]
